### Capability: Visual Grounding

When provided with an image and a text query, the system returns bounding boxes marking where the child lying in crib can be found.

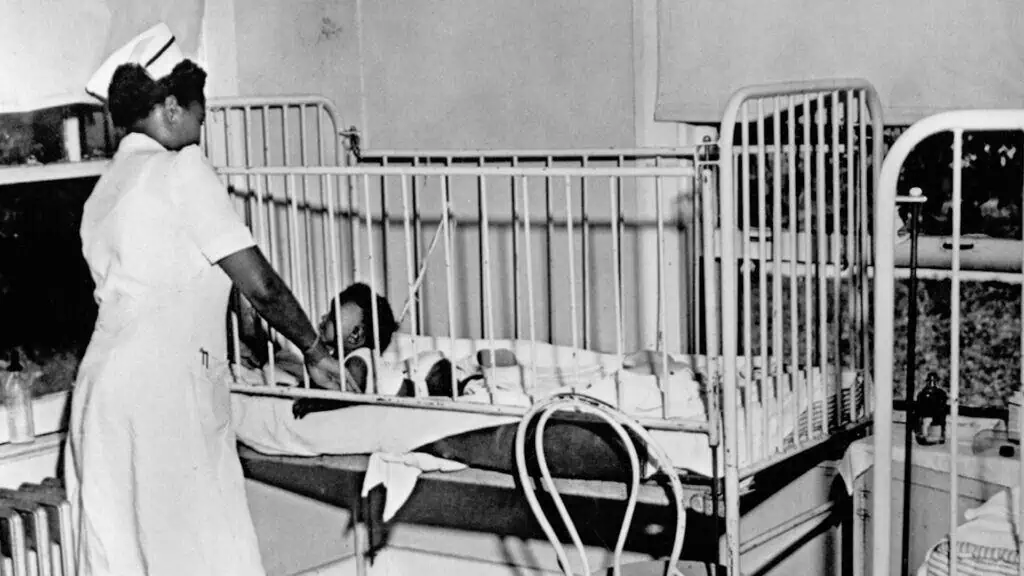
[232,282,485,418]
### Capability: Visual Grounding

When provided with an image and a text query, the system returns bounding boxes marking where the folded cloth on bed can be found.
[917,487,1020,576]
[362,452,467,522]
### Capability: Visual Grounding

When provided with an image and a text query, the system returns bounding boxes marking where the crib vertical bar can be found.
[700,164,721,451]
[690,153,703,357]
[617,156,627,355]
[564,175,582,391]
[611,175,625,409]
[771,97,784,453]
[379,160,390,300]
[523,177,539,392]
[858,96,871,411]
[442,174,458,397]
[325,174,344,371]
[361,174,382,392]
[481,174,497,400]
[478,157,487,339]
[512,157,521,340]
[298,107,317,319]
[286,172,303,309]
[349,119,363,284]
[788,95,801,450]
[263,109,284,375]
[400,176,419,336]
[656,171,670,417]
[741,103,754,464]
[815,94,828,437]
[287,173,312,387]
[546,157,555,344]
[756,99,769,461]
[413,157,425,334]
[802,94,813,442]
[830,92,842,427]
[949,129,963,576]
[581,157,590,350]
[718,95,742,576]
[845,91,857,423]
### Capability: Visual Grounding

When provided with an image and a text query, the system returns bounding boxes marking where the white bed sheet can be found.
[230,333,863,477]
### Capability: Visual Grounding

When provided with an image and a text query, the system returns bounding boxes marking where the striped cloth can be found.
[918,537,1019,576]
[917,488,1021,576]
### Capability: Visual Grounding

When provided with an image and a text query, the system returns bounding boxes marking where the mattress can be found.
[230,333,863,478]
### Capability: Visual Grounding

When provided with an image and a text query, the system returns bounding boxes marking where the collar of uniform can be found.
[114,132,168,159]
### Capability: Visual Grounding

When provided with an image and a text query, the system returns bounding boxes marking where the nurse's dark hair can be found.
[328,283,398,352]
[107,59,207,129]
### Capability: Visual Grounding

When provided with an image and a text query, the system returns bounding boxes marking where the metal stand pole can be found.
[900,187,926,576]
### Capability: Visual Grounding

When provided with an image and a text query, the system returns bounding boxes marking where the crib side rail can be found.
[351,146,698,165]
[711,78,884,575]
[872,109,1024,576]
[216,163,705,429]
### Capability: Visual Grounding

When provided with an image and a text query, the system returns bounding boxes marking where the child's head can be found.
[319,283,397,356]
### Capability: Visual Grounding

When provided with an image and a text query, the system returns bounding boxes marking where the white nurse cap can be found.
[86,22,187,101]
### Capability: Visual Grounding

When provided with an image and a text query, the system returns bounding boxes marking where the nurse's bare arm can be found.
[217,246,343,389]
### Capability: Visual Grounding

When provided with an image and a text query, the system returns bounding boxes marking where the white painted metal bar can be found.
[802,94,814,443]
[788,94,802,452]
[611,174,626,409]
[441,174,458,398]
[844,91,856,423]
[756,100,769,461]
[872,109,1024,576]
[401,176,418,336]
[362,173,382,395]
[581,158,591,350]
[656,170,670,417]
[815,94,828,437]
[523,177,539,394]
[741,104,755,463]
[830,92,842,428]
[218,166,698,177]
[356,147,696,160]
[564,175,582,392]
[948,129,962,576]
[771,96,784,454]
[481,174,497,400]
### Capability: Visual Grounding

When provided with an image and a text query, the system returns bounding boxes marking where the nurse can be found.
[64,24,340,575]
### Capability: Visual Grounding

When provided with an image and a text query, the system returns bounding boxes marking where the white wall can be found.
[204,0,708,354]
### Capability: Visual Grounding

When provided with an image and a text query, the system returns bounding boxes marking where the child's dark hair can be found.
[107,60,207,129]
[329,283,398,352]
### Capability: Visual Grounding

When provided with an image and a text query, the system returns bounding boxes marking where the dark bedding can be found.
[293,396,655,482]
[417,419,654,482]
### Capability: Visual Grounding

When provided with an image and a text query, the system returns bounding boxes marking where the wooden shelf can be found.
[0,160,109,186]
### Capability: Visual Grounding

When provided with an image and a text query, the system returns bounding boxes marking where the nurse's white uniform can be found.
[64,133,266,575]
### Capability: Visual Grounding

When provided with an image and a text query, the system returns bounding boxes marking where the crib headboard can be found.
[871,110,1024,576]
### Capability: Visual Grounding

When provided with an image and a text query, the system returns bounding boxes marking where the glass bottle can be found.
[3,351,36,445]
[914,373,948,446]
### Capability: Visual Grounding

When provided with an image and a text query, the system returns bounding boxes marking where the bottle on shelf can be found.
[3,350,36,445]
[914,373,948,446]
